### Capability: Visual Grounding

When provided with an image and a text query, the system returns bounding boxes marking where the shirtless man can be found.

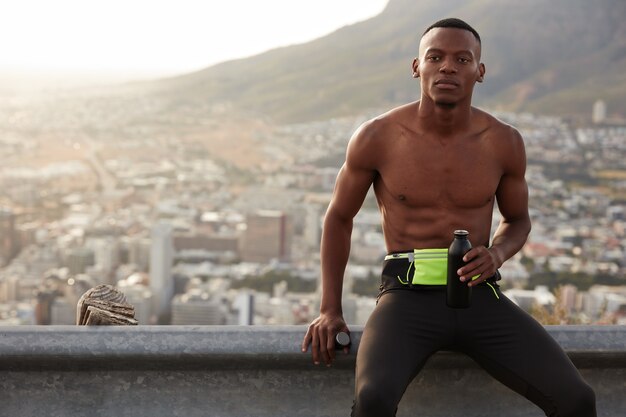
[302,18,596,417]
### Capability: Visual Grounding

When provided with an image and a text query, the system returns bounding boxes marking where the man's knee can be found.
[351,383,399,417]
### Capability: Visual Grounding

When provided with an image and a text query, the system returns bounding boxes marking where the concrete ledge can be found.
[0,325,624,417]
[0,325,624,369]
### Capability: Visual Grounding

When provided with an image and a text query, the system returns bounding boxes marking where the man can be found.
[301,18,596,417]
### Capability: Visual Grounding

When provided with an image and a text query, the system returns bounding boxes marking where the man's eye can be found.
[427,56,440,61]
[458,57,470,63]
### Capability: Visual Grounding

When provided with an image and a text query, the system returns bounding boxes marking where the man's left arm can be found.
[460,128,531,285]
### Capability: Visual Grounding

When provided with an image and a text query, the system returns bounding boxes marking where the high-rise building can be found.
[235,292,255,325]
[149,222,174,323]
[304,204,324,251]
[241,210,293,263]
[0,208,17,266]
[127,236,151,271]
[592,99,607,124]
[0,275,20,303]
[90,237,120,278]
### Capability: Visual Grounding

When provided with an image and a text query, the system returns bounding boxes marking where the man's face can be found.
[413,27,485,106]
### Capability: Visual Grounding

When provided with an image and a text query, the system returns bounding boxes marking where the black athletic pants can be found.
[351,260,597,417]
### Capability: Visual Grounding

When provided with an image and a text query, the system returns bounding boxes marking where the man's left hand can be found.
[457,246,502,286]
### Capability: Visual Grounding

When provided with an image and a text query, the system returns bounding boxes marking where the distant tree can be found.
[527,271,599,291]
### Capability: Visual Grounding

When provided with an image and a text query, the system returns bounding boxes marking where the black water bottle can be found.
[447,230,473,308]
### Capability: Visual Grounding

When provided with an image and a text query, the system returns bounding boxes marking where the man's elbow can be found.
[323,207,354,230]
[523,218,531,241]
[503,214,531,237]
[518,215,532,240]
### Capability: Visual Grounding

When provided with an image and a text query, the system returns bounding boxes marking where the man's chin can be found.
[434,100,457,109]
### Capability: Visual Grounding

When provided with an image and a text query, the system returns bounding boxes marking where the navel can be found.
[398,194,407,201]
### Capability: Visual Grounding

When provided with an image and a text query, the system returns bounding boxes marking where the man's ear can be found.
[477,63,486,83]
[412,58,420,78]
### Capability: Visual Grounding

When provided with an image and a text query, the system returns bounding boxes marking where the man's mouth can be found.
[434,79,459,89]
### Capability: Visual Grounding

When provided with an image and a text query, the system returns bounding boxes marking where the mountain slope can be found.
[150,0,626,123]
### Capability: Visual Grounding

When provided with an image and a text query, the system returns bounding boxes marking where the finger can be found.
[311,327,320,364]
[301,327,312,352]
[326,331,336,364]
[319,331,330,365]
[462,248,480,262]
[467,273,485,286]
[462,266,486,283]
[458,258,486,281]
[468,266,498,286]
[466,262,498,286]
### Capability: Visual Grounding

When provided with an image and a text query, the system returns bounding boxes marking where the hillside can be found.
[141,0,626,124]
[140,0,626,122]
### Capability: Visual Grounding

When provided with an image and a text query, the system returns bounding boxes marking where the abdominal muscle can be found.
[375,183,496,252]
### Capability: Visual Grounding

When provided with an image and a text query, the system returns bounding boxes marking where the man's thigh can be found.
[458,287,592,413]
[355,290,455,396]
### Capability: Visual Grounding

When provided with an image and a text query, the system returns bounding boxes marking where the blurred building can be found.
[0,275,20,303]
[50,297,75,325]
[241,210,292,263]
[89,237,120,283]
[174,233,239,253]
[303,203,324,252]
[503,286,556,313]
[592,99,606,124]
[150,223,175,323]
[126,235,151,272]
[583,285,626,323]
[558,284,580,314]
[235,292,254,325]
[66,248,95,275]
[170,289,226,325]
[0,208,18,266]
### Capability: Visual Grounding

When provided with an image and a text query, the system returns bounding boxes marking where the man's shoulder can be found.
[347,104,416,163]
[473,108,526,171]
[377,101,418,123]
[356,102,417,137]
[473,107,522,141]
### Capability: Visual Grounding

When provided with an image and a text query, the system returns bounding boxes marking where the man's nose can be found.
[439,58,457,74]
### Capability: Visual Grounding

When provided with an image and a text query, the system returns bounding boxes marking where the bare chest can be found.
[375,137,502,208]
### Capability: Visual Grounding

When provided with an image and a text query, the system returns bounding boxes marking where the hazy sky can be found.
[1,0,388,78]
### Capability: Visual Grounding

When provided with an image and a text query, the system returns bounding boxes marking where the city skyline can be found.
[0,106,623,326]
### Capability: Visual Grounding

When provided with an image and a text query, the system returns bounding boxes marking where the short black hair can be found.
[423,18,481,44]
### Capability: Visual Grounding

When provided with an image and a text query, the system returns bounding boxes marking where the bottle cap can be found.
[335,331,351,347]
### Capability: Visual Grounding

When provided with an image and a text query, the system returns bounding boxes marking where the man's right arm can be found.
[301,121,379,365]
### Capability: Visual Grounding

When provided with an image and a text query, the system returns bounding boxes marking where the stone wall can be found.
[0,325,624,417]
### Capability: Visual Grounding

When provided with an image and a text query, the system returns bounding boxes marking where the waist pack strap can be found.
[384,249,500,287]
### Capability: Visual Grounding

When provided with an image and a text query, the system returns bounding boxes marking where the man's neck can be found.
[416,98,473,136]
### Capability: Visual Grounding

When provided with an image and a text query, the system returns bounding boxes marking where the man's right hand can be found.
[301,313,350,366]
